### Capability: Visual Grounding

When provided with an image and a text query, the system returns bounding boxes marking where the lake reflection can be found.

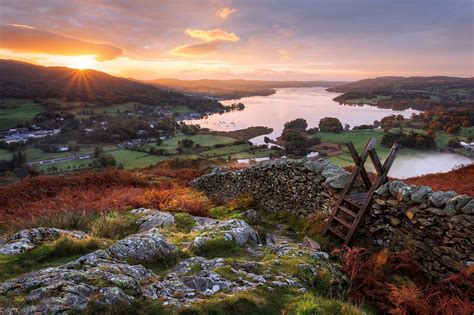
[388,152,472,179]
[187,87,472,177]
[188,87,421,144]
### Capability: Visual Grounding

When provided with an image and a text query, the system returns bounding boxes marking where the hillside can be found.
[0,159,472,314]
[404,163,474,195]
[148,78,346,99]
[0,60,221,111]
[327,76,474,110]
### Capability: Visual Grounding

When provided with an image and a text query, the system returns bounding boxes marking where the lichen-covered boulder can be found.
[192,218,261,246]
[411,186,433,203]
[108,229,175,261]
[0,250,158,313]
[0,228,88,255]
[429,191,457,207]
[134,209,175,232]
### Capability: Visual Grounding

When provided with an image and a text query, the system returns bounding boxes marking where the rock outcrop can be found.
[0,228,88,255]
[0,209,340,313]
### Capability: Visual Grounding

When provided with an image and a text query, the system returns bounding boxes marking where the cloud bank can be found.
[0,24,123,61]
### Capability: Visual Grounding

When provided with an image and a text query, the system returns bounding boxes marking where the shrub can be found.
[174,212,195,232]
[137,185,212,216]
[286,293,365,315]
[0,236,107,281]
[284,118,308,132]
[319,117,343,133]
[89,212,139,240]
[194,237,243,259]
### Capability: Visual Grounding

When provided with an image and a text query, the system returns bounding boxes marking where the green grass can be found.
[109,149,168,169]
[24,148,72,161]
[73,102,195,119]
[286,293,366,315]
[0,99,45,129]
[0,149,13,161]
[193,237,245,259]
[174,213,196,232]
[89,212,139,240]
[347,95,392,104]
[151,133,237,154]
[0,236,109,282]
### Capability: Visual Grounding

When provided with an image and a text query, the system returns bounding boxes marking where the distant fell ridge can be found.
[0,59,221,109]
[327,76,474,110]
[327,76,474,93]
[148,78,347,99]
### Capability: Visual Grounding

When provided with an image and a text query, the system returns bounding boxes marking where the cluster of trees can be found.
[319,117,343,133]
[381,131,436,149]
[280,118,321,157]
[0,150,33,178]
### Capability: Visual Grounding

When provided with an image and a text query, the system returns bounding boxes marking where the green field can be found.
[74,102,195,119]
[145,133,237,154]
[0,149,13,161]
[0,99,45,129]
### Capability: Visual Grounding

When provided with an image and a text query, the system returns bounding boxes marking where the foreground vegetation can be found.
[0,161,472,314]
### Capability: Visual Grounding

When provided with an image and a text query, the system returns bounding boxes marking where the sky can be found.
[0,0,473,81]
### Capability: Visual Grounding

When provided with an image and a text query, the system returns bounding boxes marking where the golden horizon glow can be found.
[66,55,96,70]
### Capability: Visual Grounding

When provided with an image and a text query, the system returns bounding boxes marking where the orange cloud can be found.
[0,24,123,61]
[171,41,220,55]
[185,28,240,42]
[215,7,236,19]
[172,28,240,56]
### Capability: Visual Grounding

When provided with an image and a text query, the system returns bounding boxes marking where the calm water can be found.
[189,87,421,144]
[187,87,472,177]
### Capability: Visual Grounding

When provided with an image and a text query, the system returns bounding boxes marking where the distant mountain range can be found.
[327,76,474,110]
[147,78,347,99]
[0,60,221,111]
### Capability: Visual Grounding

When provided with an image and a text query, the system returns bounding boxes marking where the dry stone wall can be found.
[190,158,474,280]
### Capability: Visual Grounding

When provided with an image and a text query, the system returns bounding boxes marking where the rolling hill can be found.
[148,78,346,99]
[327,76,474,110]
[0,60,222,111]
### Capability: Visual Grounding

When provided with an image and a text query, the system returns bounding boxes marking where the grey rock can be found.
[389,180,406,196]
[411,186,433,203]
[0,228,88,255]
[193,219,260,246]
[429,191,457,208]
[182,270,232,295]
[303,159,328,174]
[397,185,414,201]
[242,209,260,223]
[375,183,390,196]
[311,251,329,260]
[461,199,474,214]
[108,229,175,261]
[136,210,175,231]
[325,172,350,189]
[172,257,225,275]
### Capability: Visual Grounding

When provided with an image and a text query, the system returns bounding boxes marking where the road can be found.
[27,153,92,166]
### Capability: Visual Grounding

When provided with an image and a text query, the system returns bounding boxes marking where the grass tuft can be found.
[174,212,196,232]
[0,236,109,281]
[90,211,139,240]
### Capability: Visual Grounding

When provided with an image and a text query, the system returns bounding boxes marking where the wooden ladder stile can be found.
[322,138,401,246]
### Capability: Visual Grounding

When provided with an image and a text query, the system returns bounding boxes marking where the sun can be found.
[67,56,95,70]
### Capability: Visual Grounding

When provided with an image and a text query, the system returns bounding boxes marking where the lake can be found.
[190,87,421,144]
[187,87,473,178]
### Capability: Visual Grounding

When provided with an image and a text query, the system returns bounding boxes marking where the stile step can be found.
[333,216,352,229]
